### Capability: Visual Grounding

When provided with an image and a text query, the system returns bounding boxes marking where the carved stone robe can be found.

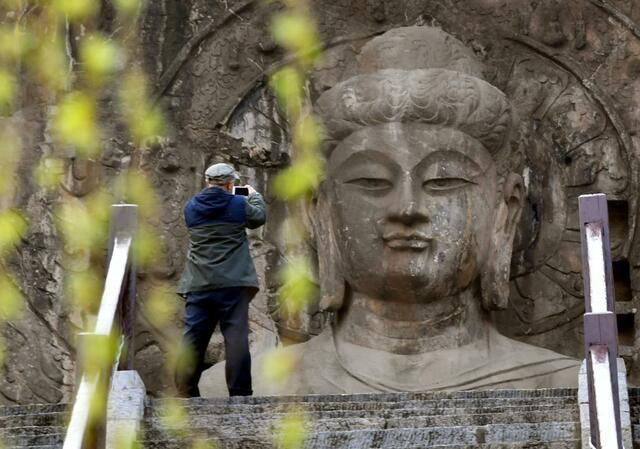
[200,325,580,396]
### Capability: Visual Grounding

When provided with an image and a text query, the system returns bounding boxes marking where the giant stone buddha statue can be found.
[202,25,580,396]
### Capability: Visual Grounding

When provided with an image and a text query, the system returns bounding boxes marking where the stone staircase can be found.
[11,388,640,448]
[628,387,640,447]
[144,389,581,448]
[0,402,67,448]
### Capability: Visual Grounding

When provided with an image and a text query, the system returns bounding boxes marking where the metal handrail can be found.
[63,204,138,449]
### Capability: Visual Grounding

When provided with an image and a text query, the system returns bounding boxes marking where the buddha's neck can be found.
[334,286,488,355]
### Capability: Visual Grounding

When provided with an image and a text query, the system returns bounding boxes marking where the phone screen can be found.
[234,187,249,196]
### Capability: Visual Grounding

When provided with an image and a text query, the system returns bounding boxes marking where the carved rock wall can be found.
[4,0,640,404]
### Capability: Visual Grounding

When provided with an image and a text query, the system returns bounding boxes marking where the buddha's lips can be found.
[382,232,431,250]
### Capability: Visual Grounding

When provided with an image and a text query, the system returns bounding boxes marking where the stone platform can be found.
[6,388,640,448]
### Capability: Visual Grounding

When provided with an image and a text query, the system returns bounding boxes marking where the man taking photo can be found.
[175,162,266,397]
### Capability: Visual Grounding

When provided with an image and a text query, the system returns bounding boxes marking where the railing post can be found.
[119,261,137,370]
[107,205,138,265]
[64,204,140,449]
[579,193,623,449]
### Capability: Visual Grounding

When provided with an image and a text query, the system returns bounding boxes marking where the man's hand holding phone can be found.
[233,185,257,196]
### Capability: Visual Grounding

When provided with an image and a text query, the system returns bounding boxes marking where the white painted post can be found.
[579,194,623,449]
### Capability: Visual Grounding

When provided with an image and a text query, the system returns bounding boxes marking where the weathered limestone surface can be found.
[4,0,640,404]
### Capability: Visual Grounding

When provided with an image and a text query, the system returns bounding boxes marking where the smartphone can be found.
[233,186,249,196]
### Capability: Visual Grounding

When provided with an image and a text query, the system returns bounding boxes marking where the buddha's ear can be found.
[480,173,524,310]
[307,186,345,312]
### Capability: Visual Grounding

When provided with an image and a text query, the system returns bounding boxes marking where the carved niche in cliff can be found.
[153,0,640,387]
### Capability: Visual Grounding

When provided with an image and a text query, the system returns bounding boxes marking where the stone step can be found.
[0,403,67,417]
[147,398,577,418]
[148,390,577,411]
[145,405,578,425]
[145,409,579,440]
[0,426,64,437]
[142,440,581,449]
[4,446,62,449]
[0,411,67,429]
[145,422,580,446]
[142,422,580,449]
[0,405,66,449]
[0,390,584,449]
[630,423,640,442]
[149,388,578,407]
[0,431,65,447]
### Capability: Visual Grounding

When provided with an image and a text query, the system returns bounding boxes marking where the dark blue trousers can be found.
[175,287,252,397]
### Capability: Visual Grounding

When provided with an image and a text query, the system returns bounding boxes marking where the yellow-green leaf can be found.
[119,70,165,144]
[29,38,68,92]
[273,412,307,449]
[67,269,102,315]
[0,26,28,62]
[269,67,303,119]
[0,273,22,320]
[133,109,164,144]
[81,36,122,83]
[0,127,21,195]
[0,0,23,10]
[279,258,316,317]
[57,193,110,254]
[113,0,142,16]
[142,285,178,328]
[53,92,100,156]
[123,170,158,217]
[293,115,323,155]
[0,69,15,110]
[0,209,26,256]
[52,0,98,21]
[131,224,159,268]
[272,155,323,201]
[111,428,140,449]
[0,338,5,368]
[271,12,321,67]
[87,379,108,424]
[34,158,64,189]
[159,398,189,439]
[78,334,117,377]
[261,348,297,385]
[191,440,218,449]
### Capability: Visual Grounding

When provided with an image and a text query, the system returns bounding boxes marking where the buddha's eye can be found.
[345,177,393,191]
[423,177,472,192]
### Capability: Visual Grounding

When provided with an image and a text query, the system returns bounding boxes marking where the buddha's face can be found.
[324,123,499,302]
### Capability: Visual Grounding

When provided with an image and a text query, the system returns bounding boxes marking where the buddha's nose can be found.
[387,177,429,226]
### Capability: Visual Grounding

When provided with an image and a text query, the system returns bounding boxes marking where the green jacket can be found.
[177,187,266,295]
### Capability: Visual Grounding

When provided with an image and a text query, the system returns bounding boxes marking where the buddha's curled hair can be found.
[315,68,513,157]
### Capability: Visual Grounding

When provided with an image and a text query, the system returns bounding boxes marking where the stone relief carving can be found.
[5,0,640,403]
[193,2,639,393]
[144,0,640,394]
[203,26,582,395]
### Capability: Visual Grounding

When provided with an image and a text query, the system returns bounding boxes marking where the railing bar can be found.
[62,374,99,449]
[94,236,131,336]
